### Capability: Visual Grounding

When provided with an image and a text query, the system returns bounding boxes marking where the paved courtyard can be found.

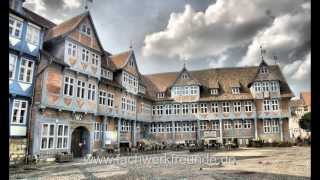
[10,146,310,180]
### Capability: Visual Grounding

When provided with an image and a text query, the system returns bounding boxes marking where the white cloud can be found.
[63,0,81,9]
[283,52,310,80]
[238,2,310,66]
[209,54,228,68]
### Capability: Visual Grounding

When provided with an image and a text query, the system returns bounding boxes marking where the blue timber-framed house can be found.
[9,0,56,163]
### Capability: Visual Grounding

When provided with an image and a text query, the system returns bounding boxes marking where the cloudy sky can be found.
[23,0,310,97]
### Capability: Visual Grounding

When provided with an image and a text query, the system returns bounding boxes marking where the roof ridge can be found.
[110,50,132,57]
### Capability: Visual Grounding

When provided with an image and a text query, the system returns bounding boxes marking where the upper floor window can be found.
[81,24,91,36]
[233,101,241,112]
[18,58,34,83]
[87,83,96,100]
[210,88,218,95]
[261,81,269,91]
[263,119,279,133]
[212,121,219,130]
[199,121,207,130]
[9,15,23,38]
[76,80,85,99]
[107,93,114,108]
[26,23,40,45]
[81,48,89,63]
[222,102,230,113]
[182,73,188,79]
[270,81,279,92]
[157,92,165,99]
[182,104,189,115]
[67,42,77,57]
[99,90,107,105]
[129,59,134,67]
[254,82,261,92]
[264,99,279,111]
[260,66,268,74]
[91,53,99,66]
[101,68,113,80]
[9,53,17,79]
[232,87,240,94]
[191,103,198,114]
[171,86,199,97]
[244,101,252,112]
[224,120,232,129]
[243,120,252,128]
[234,120,243,129]
[11,99,28,125]
[200,103,207,113]
[122,97,126,110]
[63,76,74,96]
[211,102,219,113]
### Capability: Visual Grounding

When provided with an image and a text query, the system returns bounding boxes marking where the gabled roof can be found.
[300,91,311,106]
[168,66,201,89]
[109,50,133,70]
[44,11,104,51]
[249,60,281,85]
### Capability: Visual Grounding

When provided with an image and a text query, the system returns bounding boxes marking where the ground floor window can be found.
[56,125,69,149]
[263,119,280,133]
[94,121,101,140]
[121,120,131,132]
[41,124,55,150]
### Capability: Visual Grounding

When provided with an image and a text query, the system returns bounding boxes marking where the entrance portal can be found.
[71,126,90,157]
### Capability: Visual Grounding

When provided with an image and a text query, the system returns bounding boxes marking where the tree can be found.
[299,112,311,132]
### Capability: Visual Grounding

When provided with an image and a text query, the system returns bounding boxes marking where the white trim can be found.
[18,58,34,84]
[10,99,28,125]
[9,53,17,80]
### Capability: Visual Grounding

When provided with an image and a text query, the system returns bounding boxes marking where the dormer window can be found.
[210,88,218,95]
[260,66,268,74]
[129,59,134,67]
[232,87,240,94]
[157,92,165,99]
[81,24,91,36]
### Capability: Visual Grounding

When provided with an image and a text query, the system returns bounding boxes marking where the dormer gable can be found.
[170,66,201,88]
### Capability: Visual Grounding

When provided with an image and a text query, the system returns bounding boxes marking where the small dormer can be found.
[157,92,165,99]
[231,81,241,95]
[210,88,219,95]
[259,60,269,74]
[80,23,91,36]
[209,80,219,96]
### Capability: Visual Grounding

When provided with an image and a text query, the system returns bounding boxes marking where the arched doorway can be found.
[71,126,90,158]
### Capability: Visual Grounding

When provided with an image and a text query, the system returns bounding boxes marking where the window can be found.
[18,58,34,83]
[129,59,134,67]
[63,76,74,96]
[263,119,279,133]
[190,86,198,95]
[234,120,243,129]
[224,120,232,129]
[91,53,99,66]
[67,42,77,57]
[9,15,23,38]
[262,81,269,92]
[254,82,261,92]
[101,68,113,80]
[56,125,69,149]
[244,101,252,112]
[260,66,268,74]
[107,93,114,108]
[150,123,157,133]
[26,24,40,45]
[157,92,165,99]
[212,121,219,130]
[81,24,91,36]
[165,104,172,115]
[243,120,252,128]
[99,90,107,105]
[270,81,278,92]
[121,120,131,132]
[271,99,279,111]
[122,97,126,111]
[11,99,28,124]
[87,83,96,100]
[173,104,180,115]
[76,80,85,99]
[232,87,240,94]
[182,73,188,79]
[200,103,207,113]
[233,102,241,112]
[211,102,219,113]
[222,102,230,113]
[94,122,101,140]
[81,48,89,63]
[191,103,198,114]
[264,99,279,111]
[171,86,198,97]
[9,53,17,79]
[182,104,189,115]
[199,121,207,130]
[41,124,55,150]
[210,88,218,95]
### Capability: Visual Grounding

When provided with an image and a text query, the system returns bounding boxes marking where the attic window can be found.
[260,66,268,74]
[129,59,134,67]
[157,92,165,99]
[81,24,91,36]
[182,73,188,79]
[232,87,240,94]
[210,88,218,95]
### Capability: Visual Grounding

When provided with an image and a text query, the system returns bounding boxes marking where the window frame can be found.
[26,23,40,45]
[9,15,23,39]
[9,53,17,80]
[11,99,28,125]
[56,124,69,149]
[63,76,75,97]
[18,58,34,84]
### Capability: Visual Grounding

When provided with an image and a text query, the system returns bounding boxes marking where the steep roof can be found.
[289,99,304,107]
[143,65,293,100]
[109,50,132,69]
[300,91,311,106]
[22,8,56,29]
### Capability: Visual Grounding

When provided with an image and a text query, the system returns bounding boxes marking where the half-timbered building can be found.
[28,11,294,159]
[9,0,55,162]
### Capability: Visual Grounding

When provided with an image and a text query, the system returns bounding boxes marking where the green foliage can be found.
[299,112,311,131]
